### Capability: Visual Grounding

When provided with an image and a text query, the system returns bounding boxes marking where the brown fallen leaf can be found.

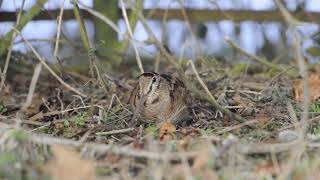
[159,121,176,142]
[252,114,272,125]
[0,85,15,105]
[254,161,280,177]
[105,153,121,164]
[193,149,210,171]
[192,147,218,180]
[178,128,200,151]
[46,145,95,180]
[22,93,44,117]
[293,73,320,102]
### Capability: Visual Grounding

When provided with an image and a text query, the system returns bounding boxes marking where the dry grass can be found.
[1,1,320,179]
[1,49,320,179]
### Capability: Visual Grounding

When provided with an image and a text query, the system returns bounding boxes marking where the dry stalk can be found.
[22,63,42,110]
[0,0,26,93]
[275,1,310,179]
[187,60,247,123]
[14,29,87,97]
[53,0,65,57]
[134,8,179,67]
[1,122,319,159]
[78,1,121,35]
[96,127,134,136]
[236,140,306,154]
[120,0,144,73]
[276,115,320,134]
[72,1,91,51]
[154,5,169,72]
[29,131,197,160]
[177,0,202,58]
[215,119,259,134]
[275,0,310,138]
[225,37,283,71]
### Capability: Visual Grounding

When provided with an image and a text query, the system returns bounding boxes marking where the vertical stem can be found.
[0,0,48,55]
[93,0,121,62]
[54,0,65,57]
[0,0,27,93]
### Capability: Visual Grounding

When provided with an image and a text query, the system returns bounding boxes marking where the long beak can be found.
[131,93,147,122]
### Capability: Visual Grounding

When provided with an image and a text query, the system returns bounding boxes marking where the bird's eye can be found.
[152,77,157,83]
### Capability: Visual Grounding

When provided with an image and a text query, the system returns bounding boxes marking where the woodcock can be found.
[129,72,189,125]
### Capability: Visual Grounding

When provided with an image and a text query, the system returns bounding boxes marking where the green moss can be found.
[0,152,17,167]
[71,112,89,128]
[230,63,248,76]
[0,0,48,55]
[0,101,7,114]
[309,122,320,135]
[144,124,158,137]
[0,152,19,180]
[104,105,124,122]
[204,128,215,136]
[96,167,114,175]
[9,129,29,143]
[310,101,320,113]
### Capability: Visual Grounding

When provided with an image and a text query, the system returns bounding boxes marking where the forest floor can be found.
[0,51,320,179]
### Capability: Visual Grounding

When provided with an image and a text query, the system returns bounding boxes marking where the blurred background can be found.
[0,0,319,64]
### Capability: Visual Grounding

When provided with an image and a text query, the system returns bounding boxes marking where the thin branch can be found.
[236,141,306,154]
[25,129,196,160]
[1,9,320,23]
[22,63,42,109]
[0,0,48,55]
[0,0,26,93]
[78,1,122,35]
[14,29,87,97]
[276,115,320,134]
[225,37,283,71]
[275,0,310,138]
[216,119,259,134]
[120,0,144,73]
[53,0,65,57]
[72,1,91,51]
[96,127,135,136]
[187,60,247,123]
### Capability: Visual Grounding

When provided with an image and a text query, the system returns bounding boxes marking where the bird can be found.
[129,72,189,125]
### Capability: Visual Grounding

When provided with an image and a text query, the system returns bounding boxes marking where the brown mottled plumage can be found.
[129,72,189,125]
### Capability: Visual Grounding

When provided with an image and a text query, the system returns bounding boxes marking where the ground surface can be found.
[0,51,320,179]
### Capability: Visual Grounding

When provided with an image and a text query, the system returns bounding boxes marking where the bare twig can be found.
[1,8,320,23]
[120,0,144,73]
[275,0,310,137]
[78,1,121,35]
[270,115,320,137]
[0,0,48,55]
[1,123,319,158]
[53,0,65,57]
[216,119,260,134]
[96,127,135,136]
[0,0,26,93]
[236,141,306,154]
[177,0,202,58]
[24,129,195,160]
[22,63,42,109]
[187,60,247,123]
[135,8,179,67]
[225,37,283,71]
[274,1,310,178]
[72,1,91,51]
[14,29,87,97]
